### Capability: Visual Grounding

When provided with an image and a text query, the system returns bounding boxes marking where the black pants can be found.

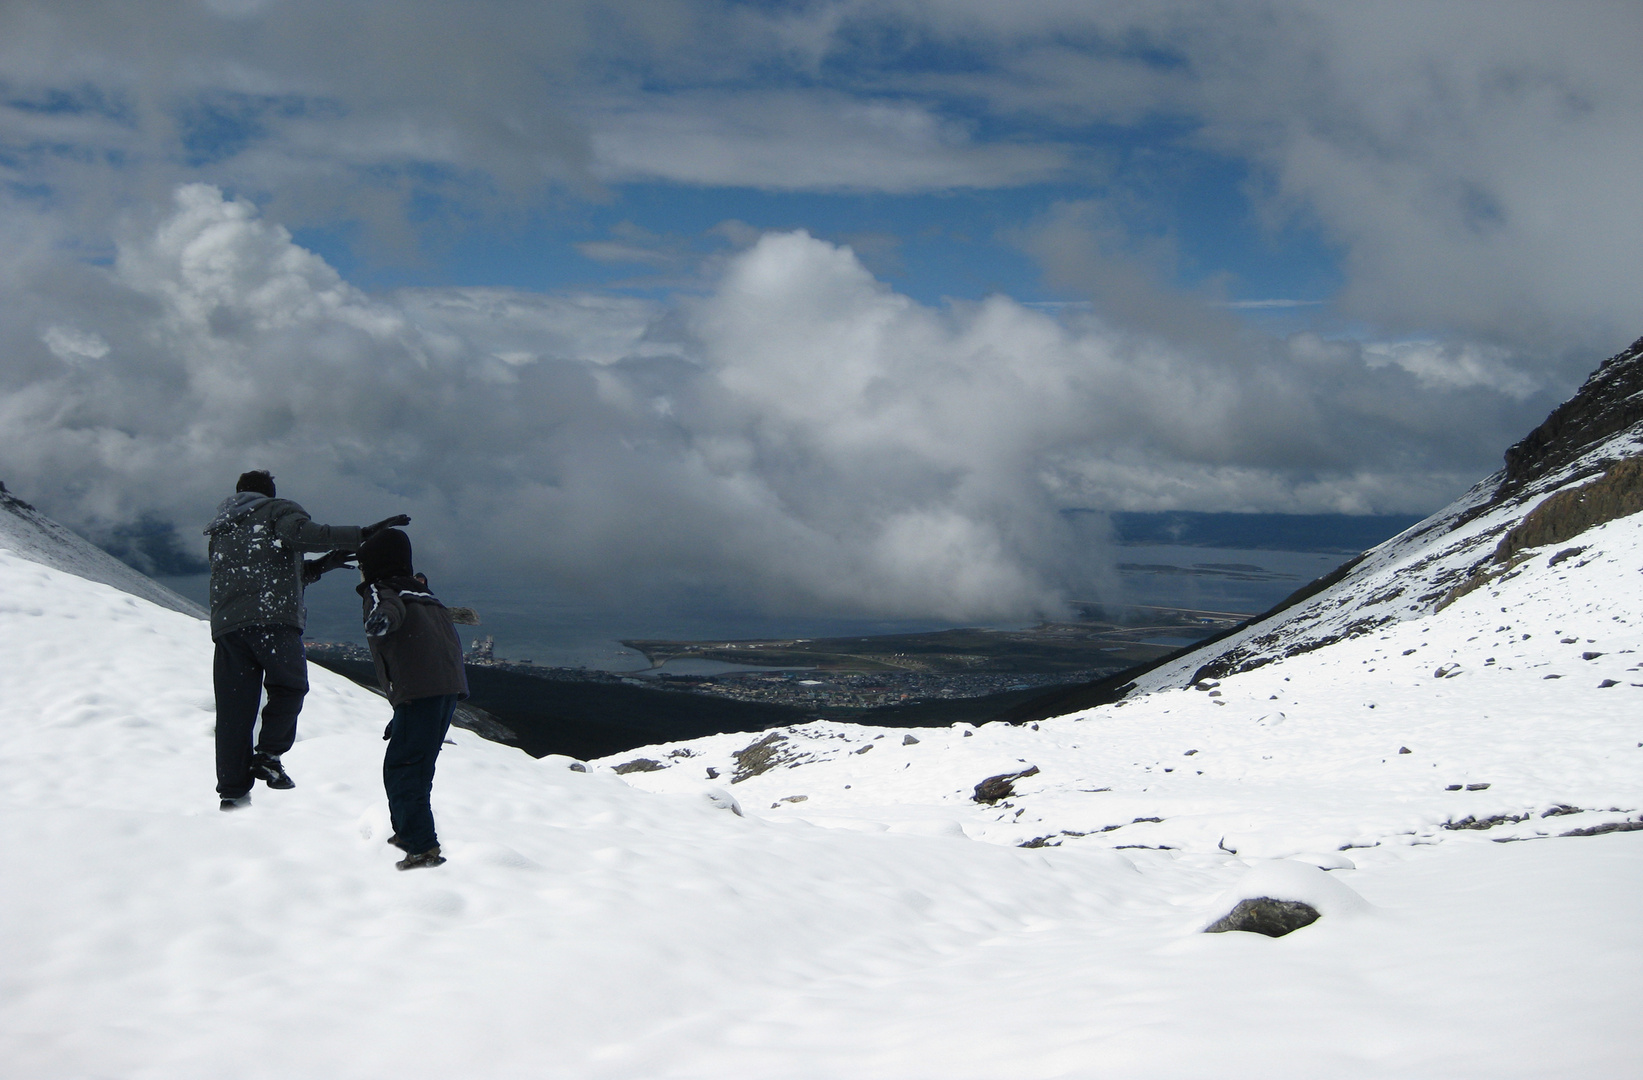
[384,694,457,855]
[214,625,309,798]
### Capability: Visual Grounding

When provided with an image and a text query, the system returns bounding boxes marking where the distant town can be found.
[307,603,1248,713]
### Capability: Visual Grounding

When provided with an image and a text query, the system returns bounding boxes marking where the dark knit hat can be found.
[236,470,276,498]
[358,527,413,583]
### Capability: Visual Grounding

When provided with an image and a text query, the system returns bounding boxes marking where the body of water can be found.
[159,543,1356,672]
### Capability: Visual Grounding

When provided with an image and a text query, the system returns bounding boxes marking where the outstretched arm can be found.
[302,550,356,585]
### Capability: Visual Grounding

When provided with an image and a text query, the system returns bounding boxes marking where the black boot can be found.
[219,792,252,812]
[250,752,295,790]
[396,845,446,871]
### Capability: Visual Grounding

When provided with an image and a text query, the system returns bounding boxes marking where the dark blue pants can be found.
[384,694,457,855]
[214,625,309,798]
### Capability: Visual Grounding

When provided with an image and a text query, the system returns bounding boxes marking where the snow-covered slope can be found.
[1129,333,1643,693]
[4,343,1642,1078]
[0,482,205,618]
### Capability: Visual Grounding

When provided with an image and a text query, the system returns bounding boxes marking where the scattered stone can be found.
[1434,663,1461,678]
[962,729,973,737]
[1583,651,1605,661]
[1445,784,1464,791]
[973,765,1040,804]
[1205,898,1321,938]
[705,766,719,779]
[1402,648,1417,656]
[1445,813,1529,830]
[567,762,588,773]
[1600,679,1619,688]
[612,758,664,775]
[903,734,920,745]
[1543,674,1563,679]
[1560,819,1643,837]
[1184,749,1198,756]
[1541,804,1582,817]
[854,744,873,754]
[778,795,808,804]
[1466,782,1491,791]
[1548,546,1587,567]
[1398,746,1412,754]
[1561,637,1579,644]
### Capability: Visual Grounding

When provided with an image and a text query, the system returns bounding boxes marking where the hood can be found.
[204,491,271,535]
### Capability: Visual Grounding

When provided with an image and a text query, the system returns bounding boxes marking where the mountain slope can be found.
[0,482,206,619]
[3,341,1642,1076]
[4,538,1640,1077]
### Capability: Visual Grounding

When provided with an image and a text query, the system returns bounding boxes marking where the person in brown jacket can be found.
[356,527,469,870]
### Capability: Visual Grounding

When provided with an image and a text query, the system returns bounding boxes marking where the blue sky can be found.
[0,1,1638,621]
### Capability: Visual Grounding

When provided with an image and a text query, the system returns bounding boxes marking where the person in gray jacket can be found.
[206,470,407,810]
[356,526,468,870]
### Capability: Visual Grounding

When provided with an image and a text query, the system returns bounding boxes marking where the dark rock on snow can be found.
[973,765,1040,804]
[1205,898,1321,937]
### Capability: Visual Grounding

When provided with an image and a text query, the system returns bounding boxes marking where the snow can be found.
[3,500,1642,1076]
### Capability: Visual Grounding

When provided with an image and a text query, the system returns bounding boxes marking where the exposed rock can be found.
[1445,813,1529,830]
[705,766,719,779]
[1500,334,1643,491]
[1583,651,1604,660]
[612,758,665,775]
[1204,898,1321,937]
[1559,819,1643,837]
[731,732,797,783]
[1548,546,1587,567]
[1466,782,1492,791]
[567,762,588,773]
[973,765,1040,804]
[854,744,873,754]
[1600,679,1619,688]
[450,702,519,747]
[1398,746,1412,754]
[902,734,920,745]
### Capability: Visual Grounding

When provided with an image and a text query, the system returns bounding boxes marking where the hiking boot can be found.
[396,846,446,871]
[250,752,295,790]
[387,833,410,851]
[219,793,252,812]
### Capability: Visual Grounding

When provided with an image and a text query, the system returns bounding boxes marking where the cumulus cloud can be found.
[2,1,1635,360]
[0,187,1563,621]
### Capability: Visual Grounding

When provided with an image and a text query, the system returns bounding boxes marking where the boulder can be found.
[972,765,1040,804]
[1205,898,1321,937]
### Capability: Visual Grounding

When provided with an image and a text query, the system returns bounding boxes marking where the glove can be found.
[360,514,411,540]
[303,549,356,583]
[365,611,391,637]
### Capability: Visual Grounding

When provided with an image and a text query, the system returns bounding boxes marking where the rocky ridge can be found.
[1119,334,1643,693]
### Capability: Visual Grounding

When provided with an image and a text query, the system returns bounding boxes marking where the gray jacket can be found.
[205,493,365,640]
[359,578,470,706]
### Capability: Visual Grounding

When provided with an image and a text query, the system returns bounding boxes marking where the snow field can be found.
[2,525,1641,1077]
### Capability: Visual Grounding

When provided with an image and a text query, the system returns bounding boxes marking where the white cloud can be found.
[0,188,1565,621]
[586,90,1069,192]
[41,325,110,364]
